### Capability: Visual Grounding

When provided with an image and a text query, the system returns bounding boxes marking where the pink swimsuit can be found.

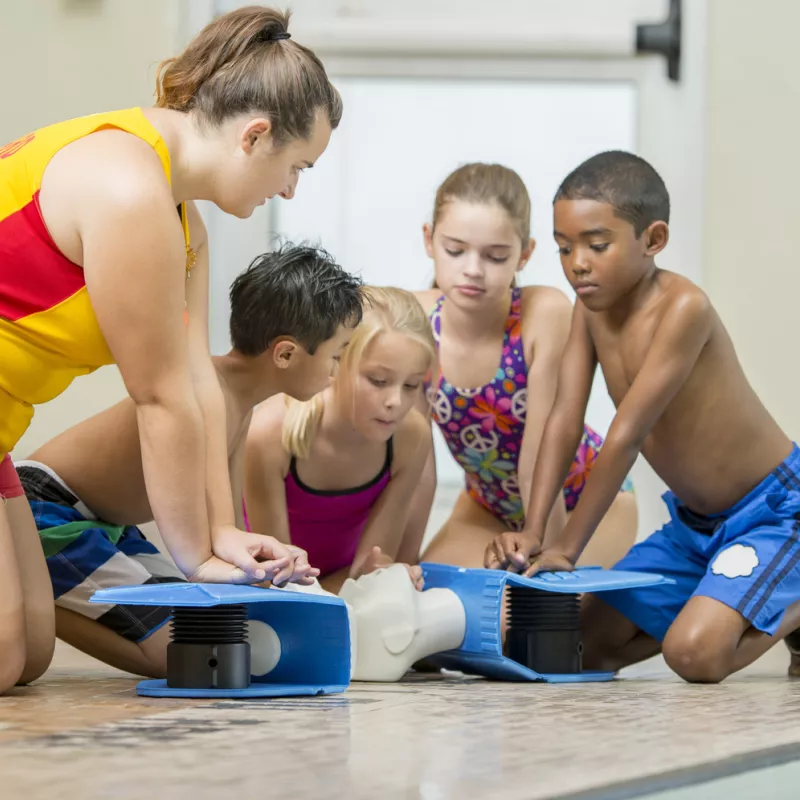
[283,440,392,577]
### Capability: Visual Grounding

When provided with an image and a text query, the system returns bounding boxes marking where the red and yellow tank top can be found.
[0,108,190,454]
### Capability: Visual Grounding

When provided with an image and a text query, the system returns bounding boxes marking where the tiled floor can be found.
[3,485,797,799]
[2,641,798,799]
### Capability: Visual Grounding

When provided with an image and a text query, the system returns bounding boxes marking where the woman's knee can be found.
[0,636,26,693]
[15,598,56,684]
[16,626,55,685]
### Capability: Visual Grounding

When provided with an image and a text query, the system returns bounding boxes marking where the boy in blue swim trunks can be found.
[486,151,800,683]
[16,244,362,678]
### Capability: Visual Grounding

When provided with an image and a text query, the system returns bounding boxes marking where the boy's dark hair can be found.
[554,150,670,237]
[229,243,363,356]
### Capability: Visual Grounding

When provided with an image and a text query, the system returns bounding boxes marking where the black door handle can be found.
[637,0,682,82]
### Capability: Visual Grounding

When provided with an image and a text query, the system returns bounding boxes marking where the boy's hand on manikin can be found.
[522,547,575,577]
[484,531,542,572]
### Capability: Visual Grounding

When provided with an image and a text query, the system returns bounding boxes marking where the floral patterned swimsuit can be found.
[427,288,633,531]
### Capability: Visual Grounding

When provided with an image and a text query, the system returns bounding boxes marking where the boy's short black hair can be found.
[229,243,363,356]
[554,150,670,237]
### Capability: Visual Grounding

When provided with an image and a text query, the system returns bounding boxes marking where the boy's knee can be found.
[662,627,730,684]
[138,627,170,678]
[141,647,168,679]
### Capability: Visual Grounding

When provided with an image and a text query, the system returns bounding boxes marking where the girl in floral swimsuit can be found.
[408,163,637,570]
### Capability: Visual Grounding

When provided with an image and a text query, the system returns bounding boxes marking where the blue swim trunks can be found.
[601,444,800,641]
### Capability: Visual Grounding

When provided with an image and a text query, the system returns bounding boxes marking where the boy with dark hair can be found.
[487,151,800,683]
[17,243,363,677]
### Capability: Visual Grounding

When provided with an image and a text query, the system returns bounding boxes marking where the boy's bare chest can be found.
[224,391,250,457]
[588,313,660,406]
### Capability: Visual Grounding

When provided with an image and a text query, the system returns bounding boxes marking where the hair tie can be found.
[256,30,291,43]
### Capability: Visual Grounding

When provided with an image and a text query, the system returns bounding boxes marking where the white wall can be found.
[704,0,800,442]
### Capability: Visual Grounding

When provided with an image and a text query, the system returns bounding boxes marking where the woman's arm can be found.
[77,146,241,581]
[184,210,234,534]
[69,136,288,582]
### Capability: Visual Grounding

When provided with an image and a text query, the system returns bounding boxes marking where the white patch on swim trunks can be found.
[711,544,760,579]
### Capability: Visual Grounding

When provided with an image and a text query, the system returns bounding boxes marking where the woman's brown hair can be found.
[156,6,342,144]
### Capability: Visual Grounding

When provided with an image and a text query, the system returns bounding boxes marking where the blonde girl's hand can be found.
[359,546,425,590]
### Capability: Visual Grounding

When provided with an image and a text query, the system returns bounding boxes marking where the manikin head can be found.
[339,565,466,682]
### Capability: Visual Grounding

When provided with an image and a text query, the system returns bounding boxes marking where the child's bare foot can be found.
[785,629,800,677]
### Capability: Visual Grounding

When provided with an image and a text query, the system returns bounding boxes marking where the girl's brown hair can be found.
[432,162,531,241]
[430,163,532,288]
[156,6,342,144]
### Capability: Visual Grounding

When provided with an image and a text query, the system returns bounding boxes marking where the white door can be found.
[193,0,707,540]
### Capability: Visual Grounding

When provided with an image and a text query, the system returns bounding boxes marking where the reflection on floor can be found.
[2,640,798,800]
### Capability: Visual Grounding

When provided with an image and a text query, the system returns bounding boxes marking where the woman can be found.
[0,7,338,691]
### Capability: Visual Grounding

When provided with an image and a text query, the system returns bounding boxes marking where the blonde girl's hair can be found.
[282,286,437,459]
